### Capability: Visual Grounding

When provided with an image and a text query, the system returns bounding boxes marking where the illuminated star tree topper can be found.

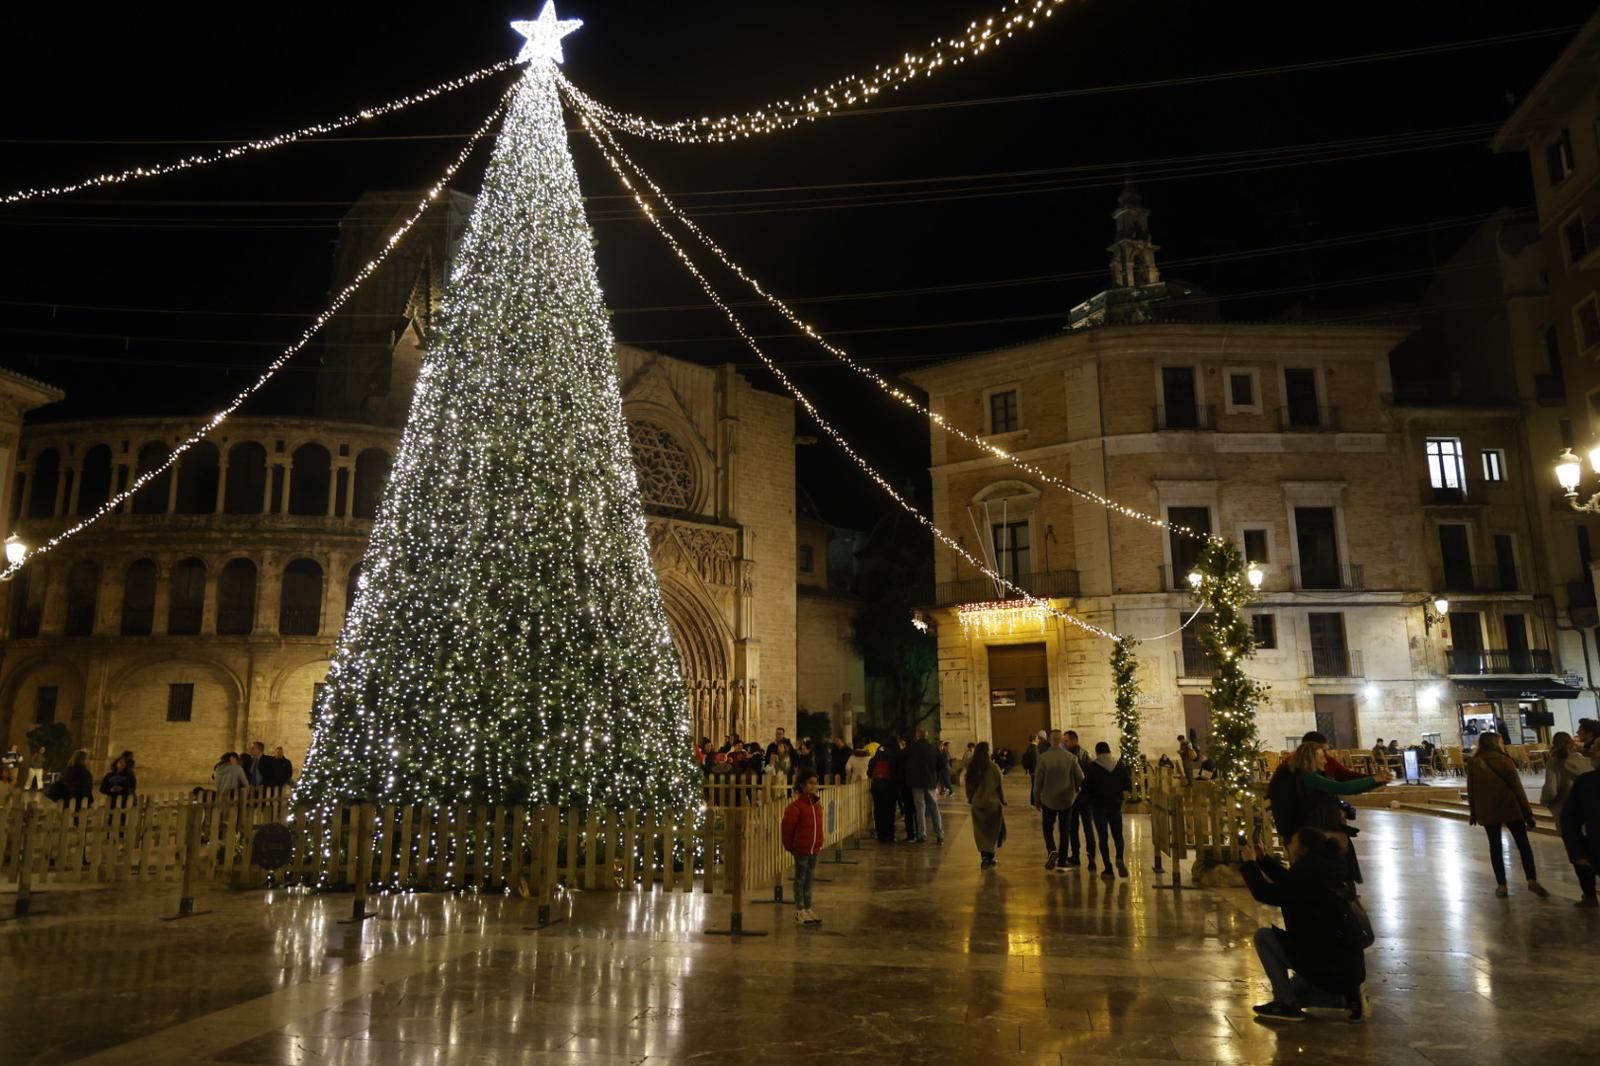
[295,5,701,812]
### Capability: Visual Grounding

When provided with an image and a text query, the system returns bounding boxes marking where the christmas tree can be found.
[296,4,701,812]
[1189,539,1267,798]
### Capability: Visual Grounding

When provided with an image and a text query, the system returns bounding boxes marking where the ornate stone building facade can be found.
[0,194,797,788]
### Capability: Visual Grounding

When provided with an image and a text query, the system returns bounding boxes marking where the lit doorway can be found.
[1313,693,1358,749]
[1459,701,1500,745]
[987,643,1050,754]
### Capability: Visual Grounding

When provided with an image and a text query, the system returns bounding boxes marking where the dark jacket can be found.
[935,747,952,791]
[1466,748,1532,826]
[903,739,939,790]
[260,755,293,788]
[1082,756,1132,810]
[59,764,94,805]
[1021,744,1039,773]
[830,743,852,779]
[99,769,137,798]
[1241,852,1366,995]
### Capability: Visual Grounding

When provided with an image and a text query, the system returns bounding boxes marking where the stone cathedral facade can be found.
[0,192,798,789]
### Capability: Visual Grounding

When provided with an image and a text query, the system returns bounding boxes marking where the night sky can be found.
[0,1,1593,529]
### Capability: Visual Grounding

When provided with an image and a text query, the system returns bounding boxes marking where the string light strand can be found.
[557,0,1071,142]
[0,85,517,580]
[574,108,1117,643]
[0,60,517,207]
[570,94,1217,548]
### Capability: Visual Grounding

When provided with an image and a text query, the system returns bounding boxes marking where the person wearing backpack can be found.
[867,744,898,843]
[1466,733,1550,899]
[1240,826,1371,1024]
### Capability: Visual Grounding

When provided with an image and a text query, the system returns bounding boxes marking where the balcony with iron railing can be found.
[1303,648,1364,678]
[1447,648,1556,676]
[1153,403,1216,431]
[1289,562,1363,591]
[1278,405,1340,431]
[1174,649,1219,680]
[934,569,1080,607]
[1420,481,1481,507]
[1432,564,1520,594]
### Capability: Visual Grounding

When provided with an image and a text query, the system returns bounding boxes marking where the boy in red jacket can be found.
[781,770,826,926]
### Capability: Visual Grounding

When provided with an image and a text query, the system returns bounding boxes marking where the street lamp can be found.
[1246,564,1265,589]
[2,534,24,573]
[1187,570,1203,589]
[1556,447,1600,512]
[1424,595,1449,634]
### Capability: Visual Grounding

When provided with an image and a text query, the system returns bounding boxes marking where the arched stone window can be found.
[217,558,257,636]
[64,560,100,636]
[121,559,157,635]
[168,558,206,635]
[28,448,60,519]
[130,442,172,515]
[345,562,363,623]
[627,420,695,511]
[174,442,220,514]
[224,443,267,515]
[9,567,44,638]
[288,444,332,516]
[351,449,390,519]
[279,558,323,636]
[77,445,113,516]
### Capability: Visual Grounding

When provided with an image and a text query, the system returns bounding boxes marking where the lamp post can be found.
[1423,596,1450,634]
[3,534,25,572]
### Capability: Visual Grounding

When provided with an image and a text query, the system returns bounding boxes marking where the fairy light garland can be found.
[574,109,1115,644]
[0,59,518,207]
[561,0,1071,143]
[0,82,519,581]
[957,599,1049,638]
[1189,539,1267,801]
[569,97,1216,548]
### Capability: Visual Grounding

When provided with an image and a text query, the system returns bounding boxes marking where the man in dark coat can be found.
[830,736,853,781]
[903,728,943,843]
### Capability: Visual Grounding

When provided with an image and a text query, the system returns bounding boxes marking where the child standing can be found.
[781,770,826,925]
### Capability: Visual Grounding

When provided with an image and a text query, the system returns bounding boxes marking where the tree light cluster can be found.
[562,0,1072,142]
[1189,540,1268,799]
[296,56,701,812]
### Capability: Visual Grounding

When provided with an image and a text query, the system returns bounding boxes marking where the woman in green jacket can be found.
[1284,740,1387,885]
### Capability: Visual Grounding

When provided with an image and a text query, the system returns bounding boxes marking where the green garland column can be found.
[1189,539,1268,799]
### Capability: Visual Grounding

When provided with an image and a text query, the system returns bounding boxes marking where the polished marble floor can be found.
[2,793,1594,1065]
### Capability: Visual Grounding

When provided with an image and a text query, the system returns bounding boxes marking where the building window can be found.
[1425,438,1466,492]
[798,545,814,573]
[63,560,100,637]
[1242,527,1271,566]
[279,558,324,637]
[1576,295,1600,353]
[166,683,194,723]
[1565,213,1589,264]
[1494,533,1519,592]
[217,559,257,636]
[34,686,58,725]
[1250,614,1277,649]
[1167,506,1211,587]
[168,558,206,636]
[1294,507,1344,589]
[1480,449,1506,482]
[991,520,1030,582]
[1439,523,1474,591]
[1224,368,1261,414]
[988,389,1019,435]
[1307,612,1350,676]
[1282,368,1323,428]
[121,559,157,636]
[1159,366,1201,428]
[627,420,696,512]
[1547,128,1575,186]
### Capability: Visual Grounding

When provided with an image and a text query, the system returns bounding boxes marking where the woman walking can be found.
[1467,733,1549,899]
[965,741,1007,869]
[1541,732,1597,906]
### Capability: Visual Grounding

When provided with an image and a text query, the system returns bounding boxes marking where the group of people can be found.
[1484,717,1600,907]
[865,728,954,845]
[1,745,137,806]
[963,729,1134,878]
[211,743,294,794]
[695,728,856,784]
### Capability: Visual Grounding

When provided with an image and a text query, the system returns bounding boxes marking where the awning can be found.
[1466,681,1582,701]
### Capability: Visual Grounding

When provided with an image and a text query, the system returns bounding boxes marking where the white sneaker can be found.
[803,909,822,926]
[795,909,809,925]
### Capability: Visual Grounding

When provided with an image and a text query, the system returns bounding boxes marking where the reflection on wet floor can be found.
[2,798,1595,1064]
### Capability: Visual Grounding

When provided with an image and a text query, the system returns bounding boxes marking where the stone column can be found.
[215,457,229,514]
[200,559,220,634]
[166,455,180,513]
[255,554,280,635]
[16,470,30,519]
[113,464,130,513]
[37,561,66,636]
[325,468,339,518]
[67,463,83,516]
[260,464,273,514]
[280,463,293,515]
[95,559,121,635]
[151,562,171,637]
[50,469,66,518]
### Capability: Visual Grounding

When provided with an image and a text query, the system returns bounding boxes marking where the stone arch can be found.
[288,443,332,516]
[174,441,221,514]
[224,442,268,515]
[105,654,247,789]
[130,441,172,515]
[657,576,734,744]
[623,402,712,516]
[0,653,88,750]
[351,448,390,519]
[76,444,114,515]
[27,447,61,518]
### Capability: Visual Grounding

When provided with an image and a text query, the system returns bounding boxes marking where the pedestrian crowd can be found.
[0,741,295,805]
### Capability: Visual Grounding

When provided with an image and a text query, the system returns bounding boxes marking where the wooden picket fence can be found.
[0,777,871,915]
[1147,766,1282,888]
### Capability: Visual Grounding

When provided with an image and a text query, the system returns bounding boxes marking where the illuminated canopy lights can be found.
[957,600,1050,638]
[0,60,518,207]
[0,83,519,580]
[568,94,1215,548]
[564,0,1072,142]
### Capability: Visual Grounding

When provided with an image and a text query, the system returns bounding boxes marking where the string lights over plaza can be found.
[0,84,519,581]
[563,0,1071,142]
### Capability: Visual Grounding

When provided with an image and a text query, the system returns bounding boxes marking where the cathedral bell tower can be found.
[1068,182,1174,329]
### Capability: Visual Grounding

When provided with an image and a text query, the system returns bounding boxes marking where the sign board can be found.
[826,798,836,836]
[1402,750,1421,785]
[1566,673,1584,690]
[250,823,294,870]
